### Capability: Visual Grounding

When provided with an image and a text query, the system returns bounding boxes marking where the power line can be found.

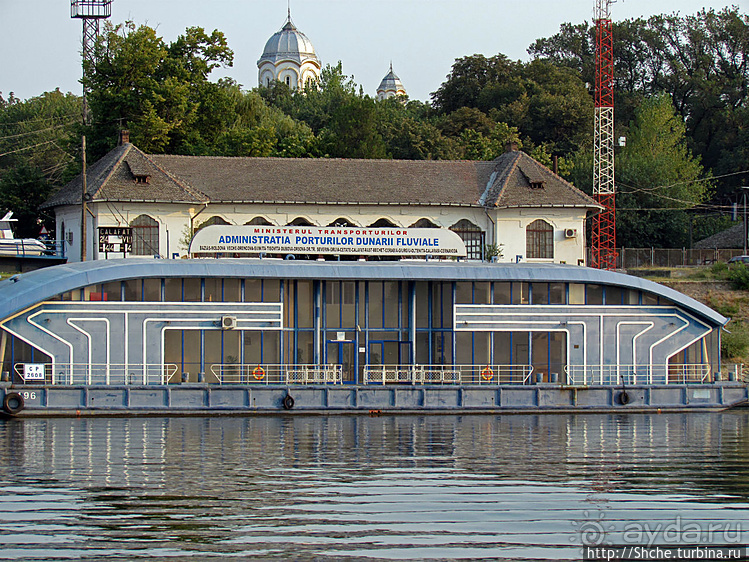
[0,112,81,129]
[0,120,77,141]
[0,140,56,158]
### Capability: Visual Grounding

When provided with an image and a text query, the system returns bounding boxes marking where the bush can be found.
[721,322,749,360]
[710,261,729,278]
[727,264,749,290]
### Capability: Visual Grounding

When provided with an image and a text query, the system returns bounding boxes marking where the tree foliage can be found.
[86,21,236,156]
[530,7,749,198]
[431,55,593,155]
[0,90,81,234]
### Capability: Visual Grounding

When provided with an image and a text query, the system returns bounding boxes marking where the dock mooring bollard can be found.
[181,372,189,383]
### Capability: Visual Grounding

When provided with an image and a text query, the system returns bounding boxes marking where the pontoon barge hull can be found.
[3,382,747,417]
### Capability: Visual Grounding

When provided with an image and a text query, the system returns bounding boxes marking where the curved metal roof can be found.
[0,259,728,327]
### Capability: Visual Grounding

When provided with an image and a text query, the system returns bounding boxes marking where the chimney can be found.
[504,141,518,153]
[118,129,130,145]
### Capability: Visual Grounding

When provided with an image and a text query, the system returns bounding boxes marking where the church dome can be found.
[377,64,407,100]
[259,18,319,66]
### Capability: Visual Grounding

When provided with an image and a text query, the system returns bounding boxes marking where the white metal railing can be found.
[363,364,534,385]
[14,363,179,385]
[726,363,749,383]
[209,364,343,385]
[564,364,711,386]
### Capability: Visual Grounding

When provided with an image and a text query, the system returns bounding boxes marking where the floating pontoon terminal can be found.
[0,259,746,416]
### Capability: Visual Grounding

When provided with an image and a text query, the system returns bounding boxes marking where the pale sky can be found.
[1,0,745,103]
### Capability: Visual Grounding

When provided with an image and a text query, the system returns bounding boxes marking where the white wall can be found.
[58,201,589,265]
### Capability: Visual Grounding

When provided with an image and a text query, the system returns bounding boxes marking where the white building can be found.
[43,136,601,264]
[257,13,321,90]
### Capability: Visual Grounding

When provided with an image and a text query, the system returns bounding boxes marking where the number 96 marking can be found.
[22,392,36,400]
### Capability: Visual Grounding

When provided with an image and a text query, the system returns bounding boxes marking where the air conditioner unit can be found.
[564,228,577,239]
[221,316,237,330]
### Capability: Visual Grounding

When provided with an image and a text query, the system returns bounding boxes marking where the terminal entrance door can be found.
[326,339,356,382]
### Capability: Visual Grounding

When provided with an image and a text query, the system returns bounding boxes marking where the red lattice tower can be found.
[591,0,617,269]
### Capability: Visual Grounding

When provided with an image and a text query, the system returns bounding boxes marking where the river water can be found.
[0,413,748,561]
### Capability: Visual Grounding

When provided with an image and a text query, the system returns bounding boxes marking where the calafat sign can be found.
[189,226,467,257]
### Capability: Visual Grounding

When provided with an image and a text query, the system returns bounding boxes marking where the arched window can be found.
[328,218,358,227]
[288,217,314,226]
[368,218,398,228]
[199,216,230,228]
[130,215,159,256]
[409,218,439,228]
[245,217,273,226]
[450,219,484,260]
[526,219,554,259]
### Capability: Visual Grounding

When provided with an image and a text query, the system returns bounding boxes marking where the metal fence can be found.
[11,361,736,386]
[210,364,343,385]
[15,363,178,385]
[565,364,711,386]
[0,239,65,259]
[363,364,534,385]
[590,248,746,269]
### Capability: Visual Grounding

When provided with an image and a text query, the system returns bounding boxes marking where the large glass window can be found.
[526,219,553,259]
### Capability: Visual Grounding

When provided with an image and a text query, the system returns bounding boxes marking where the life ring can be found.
[252,366,265,380]
[282,395,295,410]
[3,392,24,415]
[618,390,630,405]
[481,366,494,381]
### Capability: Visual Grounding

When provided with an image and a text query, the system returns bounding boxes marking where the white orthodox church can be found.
[257,12,407,99]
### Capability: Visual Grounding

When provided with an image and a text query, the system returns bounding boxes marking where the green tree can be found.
[431,55,591,155]
[0,90,81,234]
[270,63,388,159]
[616,95,709,247]
[431,54,522,115]
[530,8,749,197]
[86,21,235,156]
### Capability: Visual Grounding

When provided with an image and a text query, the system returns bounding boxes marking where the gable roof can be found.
[42,144,208,209]
[694,222,745,249]
[44,144,600,212]
[480,150,600,209]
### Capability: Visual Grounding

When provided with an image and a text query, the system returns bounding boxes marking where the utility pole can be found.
[591,0,617,269]
[743,187,749,255]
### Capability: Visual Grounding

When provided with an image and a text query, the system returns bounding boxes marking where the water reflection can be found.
[0,413,748,560]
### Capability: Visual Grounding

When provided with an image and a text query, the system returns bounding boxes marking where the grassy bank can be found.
[634,263,749,364]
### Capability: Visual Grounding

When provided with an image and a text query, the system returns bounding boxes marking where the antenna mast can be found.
[591,0,617,269]
[70,1,112,124]
[71,1,111,262]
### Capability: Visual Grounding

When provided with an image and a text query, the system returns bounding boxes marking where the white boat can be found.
[0,212,48,257]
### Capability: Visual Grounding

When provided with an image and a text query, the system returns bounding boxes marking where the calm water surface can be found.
[0,413,748,561]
